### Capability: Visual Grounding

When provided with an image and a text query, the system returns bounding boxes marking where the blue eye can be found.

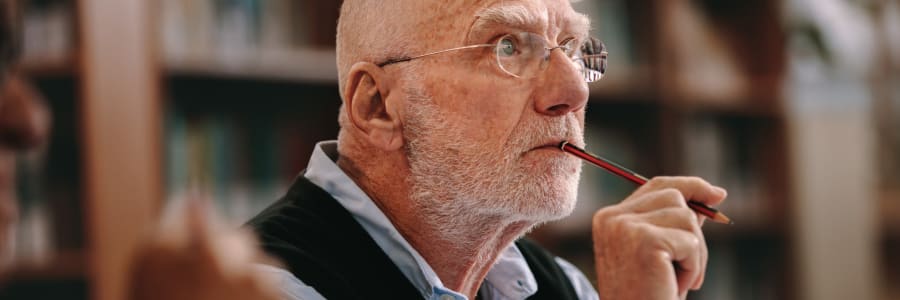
[498,37,516,57]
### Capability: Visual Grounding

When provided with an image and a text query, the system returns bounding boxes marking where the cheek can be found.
[439,82,532,141]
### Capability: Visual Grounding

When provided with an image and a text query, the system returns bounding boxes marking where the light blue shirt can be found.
[258,141,599,300]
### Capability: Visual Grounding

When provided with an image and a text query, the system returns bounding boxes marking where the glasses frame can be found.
[376,32,608,83]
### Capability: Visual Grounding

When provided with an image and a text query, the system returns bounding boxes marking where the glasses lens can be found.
[494,32,545,79]
[579,37,607,83]
[494,32,608,82]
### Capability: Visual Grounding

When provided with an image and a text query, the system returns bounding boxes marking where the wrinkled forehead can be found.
[413,0,589,45]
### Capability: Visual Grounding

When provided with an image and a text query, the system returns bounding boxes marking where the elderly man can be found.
[249,0,728,299]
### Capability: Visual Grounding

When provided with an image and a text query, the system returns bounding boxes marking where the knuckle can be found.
[593,208,625,231]
[636,224,657,246]
[685,176,707,186]
[607,214,632,233]
[646,176,670,188]
[658,188,687,207]
[676,208,698,224]
[687,235,702,250]
[592,207,614,225]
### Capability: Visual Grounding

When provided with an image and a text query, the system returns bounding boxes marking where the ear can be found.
[342,62,404,151]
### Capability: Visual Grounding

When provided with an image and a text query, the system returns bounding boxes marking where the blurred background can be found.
[0,0,897,299]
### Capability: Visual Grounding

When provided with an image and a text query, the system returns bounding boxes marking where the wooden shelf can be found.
[165,48,338,84]
[2,250,85,281]
[19,54,78,78]
[674,98,785,118]
[589,64,656,101]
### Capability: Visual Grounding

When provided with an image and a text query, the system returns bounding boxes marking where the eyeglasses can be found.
[377,32,608,83]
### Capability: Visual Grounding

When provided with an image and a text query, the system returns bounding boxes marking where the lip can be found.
[527,140,578,153]
[529,138,580,151]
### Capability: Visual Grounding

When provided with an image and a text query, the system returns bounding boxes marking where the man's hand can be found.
[592,176,727,300]
[129,199,281,300]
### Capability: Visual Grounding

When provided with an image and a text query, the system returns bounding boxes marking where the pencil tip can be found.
[717,213,733,225]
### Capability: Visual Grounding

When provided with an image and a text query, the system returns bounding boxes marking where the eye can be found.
[497,36,517,57]
[560,38,581,57]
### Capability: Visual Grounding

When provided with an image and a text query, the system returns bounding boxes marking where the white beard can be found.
[402,85,583,243]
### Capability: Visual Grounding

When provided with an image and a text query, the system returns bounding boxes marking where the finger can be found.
[636,207,709,291]
[620,188,689,213]
[650,226,703,298]
[185,196,214,247]
[635,207,699,232]
[217,229,266,275]
[632,176,727,207]
[183,196,231,273]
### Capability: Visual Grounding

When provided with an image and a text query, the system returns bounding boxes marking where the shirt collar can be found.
[303,141,538,300]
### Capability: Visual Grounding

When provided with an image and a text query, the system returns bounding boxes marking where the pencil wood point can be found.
[712,212,734,225]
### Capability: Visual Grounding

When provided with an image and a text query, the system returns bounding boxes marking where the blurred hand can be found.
[129,198,281,300]
[591,176,727,300]
[0,76,51,150]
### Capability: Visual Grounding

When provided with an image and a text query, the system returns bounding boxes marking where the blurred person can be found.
[128,198,281,300]
[0,0,49,271]
[0,1,280,299]
[248,0,728,299]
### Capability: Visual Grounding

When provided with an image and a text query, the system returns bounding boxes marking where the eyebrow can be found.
[471,4,592,40]
[474,4,544,31]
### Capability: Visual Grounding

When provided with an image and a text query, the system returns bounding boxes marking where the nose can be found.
[0,76,50,150]
[532,48,589,117]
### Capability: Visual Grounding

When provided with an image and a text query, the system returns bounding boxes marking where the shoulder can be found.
[256,264,328,300]
[552,257,600,300]
[515,239,599,300]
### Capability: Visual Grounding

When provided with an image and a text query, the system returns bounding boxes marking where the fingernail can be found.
[714,187,727,197]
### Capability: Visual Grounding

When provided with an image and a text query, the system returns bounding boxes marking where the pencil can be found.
[559,141,733,225]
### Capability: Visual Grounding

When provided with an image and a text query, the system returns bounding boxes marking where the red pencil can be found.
[559,141,733,225]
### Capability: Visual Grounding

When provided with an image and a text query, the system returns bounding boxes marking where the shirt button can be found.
[439,294,455,300]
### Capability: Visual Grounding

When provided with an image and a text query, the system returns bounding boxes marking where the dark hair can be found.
[0,0,22,76]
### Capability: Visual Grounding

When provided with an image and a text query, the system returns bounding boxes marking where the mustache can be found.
[509,114,584,152]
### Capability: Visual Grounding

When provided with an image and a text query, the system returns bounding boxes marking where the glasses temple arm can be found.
[378,44,494,67]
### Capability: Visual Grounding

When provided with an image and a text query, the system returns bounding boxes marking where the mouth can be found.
[527,140,579,154]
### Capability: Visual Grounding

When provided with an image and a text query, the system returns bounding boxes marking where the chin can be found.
[511,159,582,222]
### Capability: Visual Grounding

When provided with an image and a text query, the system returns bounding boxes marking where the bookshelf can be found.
[158,0,344,224]
[874,0,900,297]
[4,0,160,300]
[6,0,895,300]
[4,2,85,300]
[872,1,900,299]
[165,48,337,83]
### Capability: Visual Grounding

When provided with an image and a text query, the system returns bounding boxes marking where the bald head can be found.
[335,0,468,96]
[335,0,589,100]
[334,0,590,144]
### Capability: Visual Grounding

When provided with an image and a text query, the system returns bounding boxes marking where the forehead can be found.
[420,0,589,43]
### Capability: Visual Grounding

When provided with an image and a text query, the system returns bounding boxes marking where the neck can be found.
[404,216,534,298]
[336,153,537,299]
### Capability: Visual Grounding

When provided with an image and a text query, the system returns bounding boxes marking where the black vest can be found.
[247,176,579,299]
